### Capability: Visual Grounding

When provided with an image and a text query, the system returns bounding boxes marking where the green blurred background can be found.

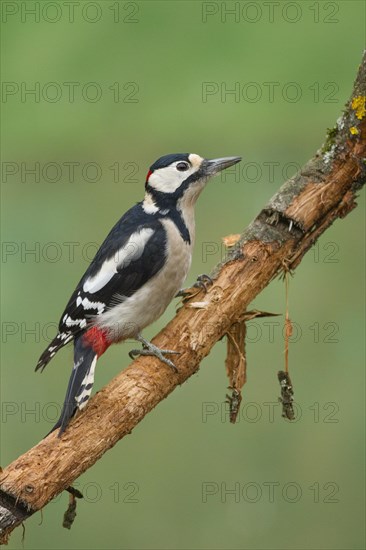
[1,1,365,548]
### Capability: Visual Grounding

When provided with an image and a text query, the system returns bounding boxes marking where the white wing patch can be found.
[63,315,87,329]
[76,295,105,314]
[83,227,154,294]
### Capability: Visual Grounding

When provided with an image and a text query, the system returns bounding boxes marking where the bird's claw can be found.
[193,274,213,292]
[176,274,213,300]
[129,336,180,372]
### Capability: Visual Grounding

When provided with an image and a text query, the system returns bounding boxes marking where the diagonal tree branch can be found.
[1,51,365,544]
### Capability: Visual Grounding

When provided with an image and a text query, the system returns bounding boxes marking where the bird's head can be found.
[144,153,241,211]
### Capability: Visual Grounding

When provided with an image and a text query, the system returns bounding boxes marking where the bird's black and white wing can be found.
[36,204,166,370]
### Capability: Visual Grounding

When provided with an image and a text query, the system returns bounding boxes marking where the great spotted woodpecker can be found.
[36,153,241,435]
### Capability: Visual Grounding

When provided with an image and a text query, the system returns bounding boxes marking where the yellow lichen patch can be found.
[222,234,241,247]
[351,96,366,120]
[350,126,359,135]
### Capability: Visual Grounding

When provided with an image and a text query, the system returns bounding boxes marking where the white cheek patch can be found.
[148,154,204,194]
[83,227,154,294]
[148,167,185,193]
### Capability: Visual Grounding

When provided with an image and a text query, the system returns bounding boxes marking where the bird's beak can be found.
[204,156,242,176]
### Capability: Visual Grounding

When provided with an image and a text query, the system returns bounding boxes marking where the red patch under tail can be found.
[83,326,111,357]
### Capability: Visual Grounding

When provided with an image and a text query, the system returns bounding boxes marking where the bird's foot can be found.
[176,274,213,300]
[129,334,180,372]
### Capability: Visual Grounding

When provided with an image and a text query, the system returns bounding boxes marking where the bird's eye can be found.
[176,162,189,171]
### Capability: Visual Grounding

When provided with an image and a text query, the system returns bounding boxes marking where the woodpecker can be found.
[36,153,241,435]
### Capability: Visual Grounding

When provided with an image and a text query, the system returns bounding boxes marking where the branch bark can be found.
[1,51,365,544]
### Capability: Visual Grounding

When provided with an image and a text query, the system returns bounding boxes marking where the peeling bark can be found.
[1,52,365,544]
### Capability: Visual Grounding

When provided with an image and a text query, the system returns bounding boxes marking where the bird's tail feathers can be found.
[47,336,98,436]
[36,332,73,372]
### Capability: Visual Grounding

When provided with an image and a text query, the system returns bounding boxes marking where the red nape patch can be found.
[83,327,111,357]
[146,169,153,182]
